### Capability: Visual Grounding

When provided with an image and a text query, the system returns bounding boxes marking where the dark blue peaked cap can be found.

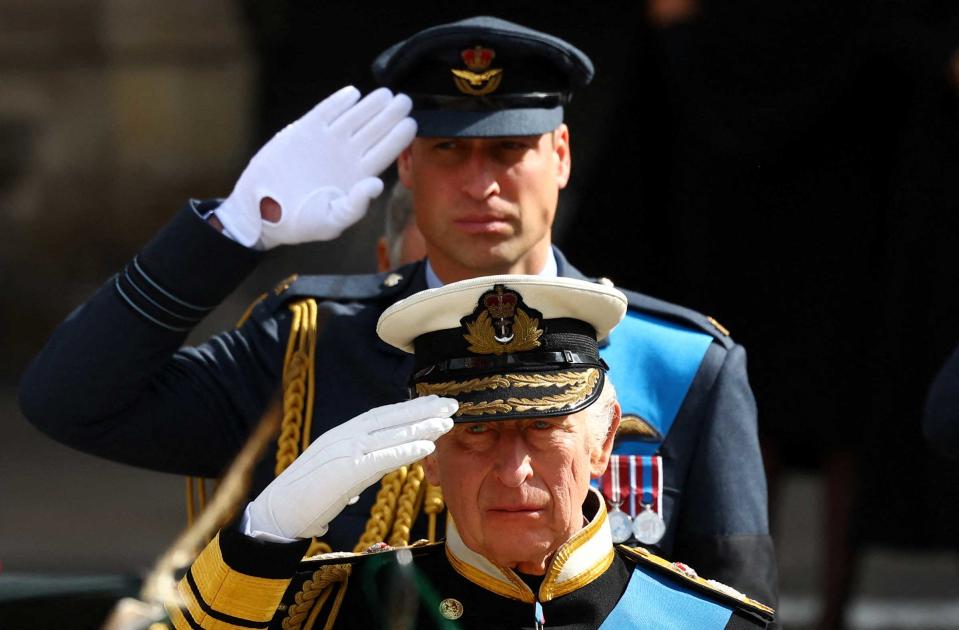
[372,16,594,137]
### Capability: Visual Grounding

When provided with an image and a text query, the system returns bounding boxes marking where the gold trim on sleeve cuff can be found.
[171,532,291,628]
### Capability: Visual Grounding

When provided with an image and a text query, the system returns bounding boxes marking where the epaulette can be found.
[246,260,424,323]
[616,545,775,621]
[592,277,734,349]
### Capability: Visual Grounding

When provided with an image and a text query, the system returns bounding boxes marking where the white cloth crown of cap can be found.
[377,275,628,354]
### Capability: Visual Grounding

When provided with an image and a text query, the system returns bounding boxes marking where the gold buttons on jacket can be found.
[439,598,464,620]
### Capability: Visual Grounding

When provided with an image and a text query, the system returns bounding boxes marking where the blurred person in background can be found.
[376,181,426,272]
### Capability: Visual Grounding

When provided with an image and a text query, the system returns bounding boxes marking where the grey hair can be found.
[586,377,618,451]
[383,181,415,268]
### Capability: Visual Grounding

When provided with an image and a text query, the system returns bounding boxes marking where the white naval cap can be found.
[377,275,627,421]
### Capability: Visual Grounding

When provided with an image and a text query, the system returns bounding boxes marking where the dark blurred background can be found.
[2,1,958,628]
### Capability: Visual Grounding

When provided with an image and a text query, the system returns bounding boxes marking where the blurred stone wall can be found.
[0,0,252,380]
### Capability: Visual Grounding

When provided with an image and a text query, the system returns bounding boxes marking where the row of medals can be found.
[607,500,666,545]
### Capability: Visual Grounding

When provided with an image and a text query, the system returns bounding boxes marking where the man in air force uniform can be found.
[19,17,774,604]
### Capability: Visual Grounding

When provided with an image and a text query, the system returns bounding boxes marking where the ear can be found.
[423,452,441,485]
[590,402,621,477]
[553,124,571,190]
[398,146,414,188]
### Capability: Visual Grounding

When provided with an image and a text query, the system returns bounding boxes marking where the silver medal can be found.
[608,505,633,543]
[604,456,634,543]
[632,506,666,545]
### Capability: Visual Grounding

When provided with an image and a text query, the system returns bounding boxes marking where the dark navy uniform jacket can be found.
[19,200,775,605]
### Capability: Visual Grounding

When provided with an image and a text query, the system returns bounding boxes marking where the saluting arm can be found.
[167,397,455,629]
[18,87,416,476]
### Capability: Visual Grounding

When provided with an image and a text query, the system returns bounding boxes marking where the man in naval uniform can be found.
[166,276,774,630]
[19,17,775,604]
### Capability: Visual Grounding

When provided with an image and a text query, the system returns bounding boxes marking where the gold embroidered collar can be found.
[444,488,615,603]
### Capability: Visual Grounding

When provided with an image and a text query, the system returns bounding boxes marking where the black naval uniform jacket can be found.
[19,201,776,605]
[168,491,774,629]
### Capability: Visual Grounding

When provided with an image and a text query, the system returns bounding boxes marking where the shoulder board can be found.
[297,540,445,570]
[249,260,424,320]
[616,545,775,621]
[596,280,734,348]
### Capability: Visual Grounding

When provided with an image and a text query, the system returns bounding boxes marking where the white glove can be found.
[216,85,417,249]
[246,396,457,540]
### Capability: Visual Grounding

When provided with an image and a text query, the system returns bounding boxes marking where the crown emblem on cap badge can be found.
[451,45,503,96]
[462,285,543,355]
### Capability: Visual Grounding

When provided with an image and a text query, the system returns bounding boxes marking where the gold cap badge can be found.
[462,285,543,355]
[451,45,503,96]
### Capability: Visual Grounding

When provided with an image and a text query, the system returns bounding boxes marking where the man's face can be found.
[424,406,616,575]
[397,126,571,281]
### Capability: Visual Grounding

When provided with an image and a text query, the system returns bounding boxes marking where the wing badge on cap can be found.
[451,46,503,96]
[462,284,543,355]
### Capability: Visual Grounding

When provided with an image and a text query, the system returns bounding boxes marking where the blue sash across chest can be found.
[598,564,734,629]
[599,312,713,455]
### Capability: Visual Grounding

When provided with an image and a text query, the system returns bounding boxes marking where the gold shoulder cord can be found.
[351,464,445,552]
[281,564,352,630]
[423,481,445,542]
[388,463,425,547]
[276,298,319,475]
[354,466,408,552]
[276,298,332,557]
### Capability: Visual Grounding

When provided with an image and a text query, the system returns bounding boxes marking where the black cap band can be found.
[411,351,609,384]
[410,91,571,112]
